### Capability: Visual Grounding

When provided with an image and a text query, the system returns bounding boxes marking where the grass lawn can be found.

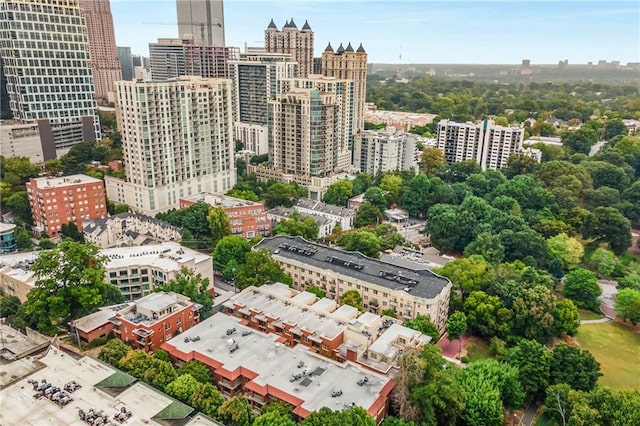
[576,322,640,390]
[534,415,553,426]
[578,308,605,321]
[464,336,491,362]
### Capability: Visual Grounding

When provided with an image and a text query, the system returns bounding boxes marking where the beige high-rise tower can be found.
[322,42,367,133]
[265,18,313,78]
[176,0,225,46]
[79,0,122,103]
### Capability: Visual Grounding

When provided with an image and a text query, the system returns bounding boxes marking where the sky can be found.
[110,0,640,64]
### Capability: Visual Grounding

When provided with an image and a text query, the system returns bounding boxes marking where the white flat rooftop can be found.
[102,241,209,271]
[31,174,102,189]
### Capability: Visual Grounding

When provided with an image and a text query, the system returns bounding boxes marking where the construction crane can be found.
[142,21,222,44]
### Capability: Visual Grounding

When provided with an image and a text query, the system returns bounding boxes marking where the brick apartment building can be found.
[26,174,107,238]
[73,292,201,351]
[180,193,271,239]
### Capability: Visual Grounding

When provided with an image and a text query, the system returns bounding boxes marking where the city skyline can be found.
[111,0,639,64]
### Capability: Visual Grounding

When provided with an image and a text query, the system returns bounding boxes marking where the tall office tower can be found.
[228,52,297,155]
[322,42,368,133]
[0,56,11,119]
[353,127,417,175]
[117,46,133,81]
[105,77,235,215]
[149,36,238,81]
[436,119,525,170]
[264,18,313,78]
[269,76,354,177]
[0,0,100,152]
[176,0,225,46]
[79,0,121,103]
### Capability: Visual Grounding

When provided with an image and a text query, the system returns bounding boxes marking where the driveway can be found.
[598,279,618,319]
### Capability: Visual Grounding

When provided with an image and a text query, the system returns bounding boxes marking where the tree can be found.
[340,289,363,311]
[463,291,511,338]
[587,247,620,277]
[354,202,383,228]
[581,207,632,255]
[60,221,84,242]
[547,233,584,270]
[274,211,319,240]
[189,383,225,418]
[438,256,490,297]
[503,154,539,178]
[553,299,580,336]
[165,374,200,402]
[373,223,404,250]
[154,268,213,319]
[403,314,440,341]
[401,173,431,217]
[234,249,291,289]
[420,147,445,176]
[464,232,505,264]
[4,191,32,225]
[253,410,296,426]
[119,349,154,377]
[207,206,231,248]
[446,311,467,357]
[562,268,602,311]
[507,339,552,401]
[141,358,178,390]
[614,288,640,324]
[98,339,131,367]
[550,344,601,392]
[352,172,374,195]
[302,406,375,426]
[306,285,325,299]
[176,360,211,384]
[154,349,170,362]
[323,180,353,207]
[263,183,299,208]
[562,126,598,154]
[364,186,387,210]
[543,384,573,426]
[23,241,122,333]
[511,286,556,342]
[0,156,39,188]
[37,238,56,250]
[337,230,382,258]
[380,174,403,205]
[15,227,34,251]
[212,236,251,275]
[217,396,254,426]
[604,118,629,140]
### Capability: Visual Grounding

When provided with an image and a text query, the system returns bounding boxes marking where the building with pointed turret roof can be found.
[264,18,314,77]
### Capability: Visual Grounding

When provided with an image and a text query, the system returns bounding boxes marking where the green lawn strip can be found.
[578,308,605,321]
[575,322,640,390]
[464,336,491,362]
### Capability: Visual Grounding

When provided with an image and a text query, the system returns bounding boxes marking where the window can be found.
[164,323,171,330]
[176,317,182,324]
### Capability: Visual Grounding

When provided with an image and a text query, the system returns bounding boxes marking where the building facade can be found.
[321,42,368,133]
[78,0,121,103]
[179,193,271,240]
[0,223,17,254]
[264,18,313,78]
[255,236,452,331]
[117,46,133,80]
[293,198,355,232]
[83,213,183,248]
[105,77,236,215]
[176,0,225,46]
[26,174,107,238]
[0,0,101,149]
[269,76,354,178]
[228,52,297,155]
[436,119,525,170]
[353,127,418,175]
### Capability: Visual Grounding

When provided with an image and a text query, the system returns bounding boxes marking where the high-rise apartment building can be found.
[353,127,418,175]
[149,36,238,81]
[176,0,225,46]
[117,46,133,81]
[26,174,107,238]
[436,119,525,170]
[269,76,354,177]
[228,52,297,154]
[264,18,313,78]
[322,42,368,133]
[0,0,100,152]
[105,77,235,215]
[79,0,121,103]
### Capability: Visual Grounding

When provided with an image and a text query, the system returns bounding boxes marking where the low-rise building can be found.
[254,236,451,331]
[293,199,355,231]
[180,193,271,239]
[267,206,334,239]
[0,252,38,302]
[162,312,395,422]
[26,174,107,238]
[83,213,182,248]
[0,222,17,254]
[347,193,366,210]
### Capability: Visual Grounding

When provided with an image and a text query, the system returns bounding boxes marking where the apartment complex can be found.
[149,36,238,81]
[105,77,236,215]
[353,127,418,174]
[255,236,452,330]
[162,312,395,422]
[103,242,214,300]
[26,175,107,238]
[436,119,525,170]
[176,0,225,46]
[293,198,355,231]
[321,42,368,133]
[179,193,271,239]
[267,207,333,239]
[79,0,121,103]
[0,0,101,153]
[269,76,355,178]
[83,213,182,248]
[264,18,313,78]
[223,283,432,375]
[228,52,297,155]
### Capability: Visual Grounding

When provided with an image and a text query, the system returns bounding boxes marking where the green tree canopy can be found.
[340,289,363,311]
[562,268,602,311]
[355,202,383,228]
[234,249,291,290]
[581,206,632,255]
[165,374,200,402]
[550,344,601,392]
[176,360,212,384]
[217,396,254,426]
[154,268,213,319]
[322,180,354,207]
[274,211,319,240]
[403,314,440,342]
[337,230,382,258]
[507,339,552,401]
[98,339,131,367]
[614,288,640,324]
[207,206,231,248]
[213,235,251,275]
